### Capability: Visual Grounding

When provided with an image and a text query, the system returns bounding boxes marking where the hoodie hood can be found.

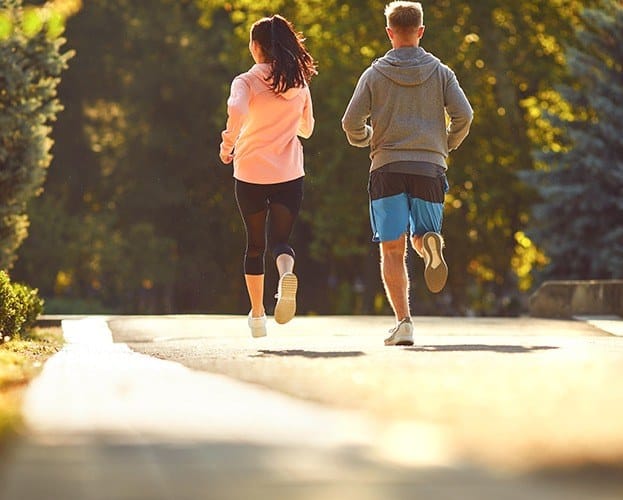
[372,46,440,86]
[248,63,306,100]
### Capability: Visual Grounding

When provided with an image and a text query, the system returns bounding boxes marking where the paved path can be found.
[1,315,622,499]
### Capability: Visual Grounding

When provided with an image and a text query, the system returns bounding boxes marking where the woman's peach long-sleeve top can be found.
[220,63,314,184]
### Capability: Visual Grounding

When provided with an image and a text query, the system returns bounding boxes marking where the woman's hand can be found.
[220,151,234,164]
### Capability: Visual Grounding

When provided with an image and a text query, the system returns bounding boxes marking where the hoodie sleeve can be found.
[220,76,251,158]
[444,70,473,151]
[297,86,315,139]
[341,70,373,147]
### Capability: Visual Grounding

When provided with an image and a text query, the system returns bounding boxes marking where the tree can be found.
[523,0,623,279]
[12,0,608,315]
[196,0,596,314]
[0,0,75,269]
[14,0,239,313]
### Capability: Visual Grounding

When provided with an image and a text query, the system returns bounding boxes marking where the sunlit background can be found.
[3,0,622,316]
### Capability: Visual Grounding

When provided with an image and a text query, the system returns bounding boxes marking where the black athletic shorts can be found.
[235,177,304,216]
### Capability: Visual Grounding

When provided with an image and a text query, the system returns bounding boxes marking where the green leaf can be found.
[46,11,65,39]
[22,8,44,38]
[0,12,12,41]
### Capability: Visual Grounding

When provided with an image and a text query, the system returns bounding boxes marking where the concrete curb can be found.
[529,280,623,319]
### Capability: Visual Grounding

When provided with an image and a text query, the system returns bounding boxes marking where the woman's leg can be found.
[244,274,265,318]
[269,202,299,324]
[267,178,303,274]
[240,209,268,317]
[235,180,269,318]
[276,253,295,276]
[268,178,303,324]
[269,202,297,277]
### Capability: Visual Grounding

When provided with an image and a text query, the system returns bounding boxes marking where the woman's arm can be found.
[220,76,251,163]
[297,86,315,139]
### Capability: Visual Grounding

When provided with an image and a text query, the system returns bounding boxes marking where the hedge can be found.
[0,271,44,343]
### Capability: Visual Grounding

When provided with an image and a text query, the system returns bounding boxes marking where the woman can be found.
[219,15,316,337]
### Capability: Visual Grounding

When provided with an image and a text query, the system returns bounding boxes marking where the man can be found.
[342,1,473,346]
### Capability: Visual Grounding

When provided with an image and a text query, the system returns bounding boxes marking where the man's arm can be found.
[341,70,373,147]
[445,71,473,151]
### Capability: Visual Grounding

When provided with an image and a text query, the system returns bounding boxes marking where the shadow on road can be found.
[251,349,366,359]
[406,345,559,354]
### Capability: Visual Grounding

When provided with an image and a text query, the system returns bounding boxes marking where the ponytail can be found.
[251,15,317,93]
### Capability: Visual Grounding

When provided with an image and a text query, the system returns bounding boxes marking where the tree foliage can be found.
[0,0,74,269]
[9,0,613,315]
[16,0,232,313]
[523,0,623,279]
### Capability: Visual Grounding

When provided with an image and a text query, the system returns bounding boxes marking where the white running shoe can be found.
[384,317,414,346]
[248,312,267,338]
[421,232,448,293]
[274,272,298,324]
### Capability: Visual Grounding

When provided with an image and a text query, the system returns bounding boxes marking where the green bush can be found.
[0,271,22,341]
[12,282,44,334]
[0,271,44,342]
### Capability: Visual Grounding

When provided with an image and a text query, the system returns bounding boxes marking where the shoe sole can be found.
[274,273,297,324]
[422,232,448,293]
[384,336,414,346]
[384,322,414,346]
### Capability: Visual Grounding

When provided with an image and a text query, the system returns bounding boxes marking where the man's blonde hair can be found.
[384,1,423,34]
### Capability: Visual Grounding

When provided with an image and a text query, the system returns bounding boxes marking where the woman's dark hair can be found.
[251,15,317,93]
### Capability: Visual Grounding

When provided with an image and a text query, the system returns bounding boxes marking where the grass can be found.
[0,327,63,438]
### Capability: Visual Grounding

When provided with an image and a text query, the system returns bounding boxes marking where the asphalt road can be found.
[1,315,622,500]
[109,315,623,470]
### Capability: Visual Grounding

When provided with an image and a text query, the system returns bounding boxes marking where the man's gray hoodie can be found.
[342,46,473,171]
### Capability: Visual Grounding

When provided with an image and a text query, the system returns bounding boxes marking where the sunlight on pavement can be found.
[574,315,623,337]
[21,318,457,469]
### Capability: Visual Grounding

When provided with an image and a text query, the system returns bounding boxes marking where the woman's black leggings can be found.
[235,177,304,275]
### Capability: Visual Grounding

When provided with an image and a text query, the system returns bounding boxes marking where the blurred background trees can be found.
[5,0,621,315]
[521,0,623,281]
[0,0,76,270]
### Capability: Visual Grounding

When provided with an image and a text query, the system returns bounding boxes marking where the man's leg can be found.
[380,234,410,322]
[369,171,414,344]
[380,234,414,346]
[411,234,424,257]
[407,174,448,293]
